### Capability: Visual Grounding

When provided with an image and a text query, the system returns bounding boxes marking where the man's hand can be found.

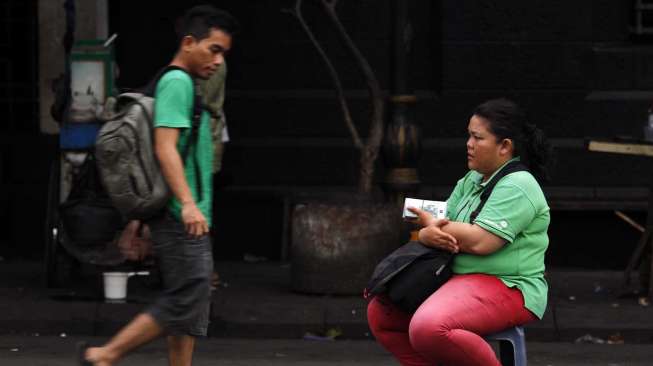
[181,201,209,237]
[418,218,459,253]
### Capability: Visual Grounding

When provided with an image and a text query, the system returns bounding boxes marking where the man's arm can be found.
[154,127,208,237]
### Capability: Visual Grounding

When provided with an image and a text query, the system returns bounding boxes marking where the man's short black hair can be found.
[178,5,240,43]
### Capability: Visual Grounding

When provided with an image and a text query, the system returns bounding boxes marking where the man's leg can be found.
[84,313,163,365]
[167,335,195,366]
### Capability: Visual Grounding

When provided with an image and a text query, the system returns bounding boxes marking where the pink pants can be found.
[367,273,537,366]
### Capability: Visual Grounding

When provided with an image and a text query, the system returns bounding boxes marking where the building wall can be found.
[0,0,52,259]
[110,1,644,198]
[3,1,647,262]
[435,1,644,193]
[109,1,650,262]
[1,0,101,259]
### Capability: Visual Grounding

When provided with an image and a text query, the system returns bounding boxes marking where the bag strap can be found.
[189,83,204,202]
[144,66,204,201]
[469,160,528,222]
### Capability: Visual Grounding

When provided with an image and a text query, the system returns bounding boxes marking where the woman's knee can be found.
[408,311,450,354]
[366,298,389,333]
[366,297,411,334]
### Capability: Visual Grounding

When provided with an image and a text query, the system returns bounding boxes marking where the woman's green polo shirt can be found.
[446,159,550,319]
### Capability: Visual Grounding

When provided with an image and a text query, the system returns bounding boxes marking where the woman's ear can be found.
[500,138,514,157]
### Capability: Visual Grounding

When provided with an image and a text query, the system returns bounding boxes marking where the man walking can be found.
[81,5,238,365]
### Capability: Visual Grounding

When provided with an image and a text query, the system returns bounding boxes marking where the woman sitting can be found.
[367,98,552,366]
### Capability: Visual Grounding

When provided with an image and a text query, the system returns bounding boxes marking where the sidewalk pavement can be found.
[2,335,653,365]
[0,259,651,345]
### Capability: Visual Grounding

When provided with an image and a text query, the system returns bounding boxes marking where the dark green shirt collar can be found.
[474,157,521,188]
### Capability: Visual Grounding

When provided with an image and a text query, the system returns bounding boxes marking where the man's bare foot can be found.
[85,346,118,366]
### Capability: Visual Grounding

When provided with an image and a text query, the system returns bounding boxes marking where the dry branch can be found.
[286,0,385,193]
[283,0,363,150]
[318,0,385,193]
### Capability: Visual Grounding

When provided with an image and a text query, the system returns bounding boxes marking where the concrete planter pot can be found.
[291,200,401,295]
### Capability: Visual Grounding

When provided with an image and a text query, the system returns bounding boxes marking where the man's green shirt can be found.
[446,158,550,318]
[154,70,214,226]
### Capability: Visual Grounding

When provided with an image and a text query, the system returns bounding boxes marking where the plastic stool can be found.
[484,326,527,366]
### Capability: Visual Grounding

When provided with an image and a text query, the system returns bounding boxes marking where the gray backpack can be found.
[95,66,202,220]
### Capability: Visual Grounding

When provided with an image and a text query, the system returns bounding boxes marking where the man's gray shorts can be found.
[146,215,213,337]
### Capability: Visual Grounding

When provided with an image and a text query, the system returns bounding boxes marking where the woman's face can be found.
[466,115,512,179]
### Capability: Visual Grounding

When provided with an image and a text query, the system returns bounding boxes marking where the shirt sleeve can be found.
[473,182,536,243]
[154,74,193,129]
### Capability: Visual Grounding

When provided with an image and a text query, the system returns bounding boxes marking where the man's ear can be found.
[180,35,196,52]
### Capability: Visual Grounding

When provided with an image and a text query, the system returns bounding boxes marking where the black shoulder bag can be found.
[365,161,527,313]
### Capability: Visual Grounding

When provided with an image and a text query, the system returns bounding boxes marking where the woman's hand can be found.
[418,219,460,253]
[407,207,437,227]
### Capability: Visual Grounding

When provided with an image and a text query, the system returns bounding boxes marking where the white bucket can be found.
[103,271,149,301]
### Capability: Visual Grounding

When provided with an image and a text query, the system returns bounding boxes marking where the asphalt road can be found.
[0,335,651,365]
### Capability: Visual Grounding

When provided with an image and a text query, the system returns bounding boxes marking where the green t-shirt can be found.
[154,70,214,226]
[446,158,550,319]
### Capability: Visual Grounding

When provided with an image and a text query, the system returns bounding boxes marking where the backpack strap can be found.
[189,83,204,202]
[469,160,528,223]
